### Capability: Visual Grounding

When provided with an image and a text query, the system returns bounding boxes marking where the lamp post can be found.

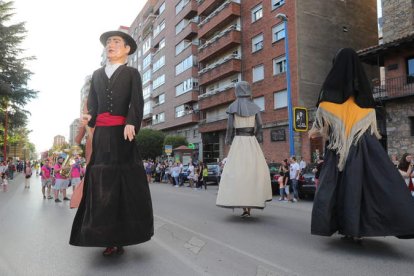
[276,13,295,156]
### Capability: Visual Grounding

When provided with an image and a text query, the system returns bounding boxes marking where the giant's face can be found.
[105,35,130,61]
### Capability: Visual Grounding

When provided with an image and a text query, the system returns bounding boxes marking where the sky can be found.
[11,0,146,153]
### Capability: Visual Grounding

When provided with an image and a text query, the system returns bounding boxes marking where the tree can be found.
[163,135,188,149]
[0,1,37,143]
[135,128,166,160]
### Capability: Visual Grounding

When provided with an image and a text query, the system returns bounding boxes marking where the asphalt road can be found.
[0,173,413,276]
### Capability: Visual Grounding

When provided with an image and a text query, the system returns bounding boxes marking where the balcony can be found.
[197,0,224,17]
[153,113,199,130]
[372,75,414,100]
[198,116,227,133]
[177,0,198,20]
[198,0,241,39]
[176,20,198,42]
[177,90,199,104]
[141,13,156,38]
[198,54,241,86]
[198,25,241,63]
[198,86,235,110]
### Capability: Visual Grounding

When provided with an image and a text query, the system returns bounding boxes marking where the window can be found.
[272,0,285,10]
[175,105,186,118]
[407,57,414,83]
[176,19,189,35]
[176,78,198,96]
[272,23,285,42]
[252,34,264,52]
[176,0,189,14]
[251,4,263,22]
[153,74,165,89]
[153,20,165,37]
[153,56,165,72]
[252,64,264,82]
[142,38,151,54]
[254,96,265,111]
[155,93,165,105]
[158,38,166,50]
[152,112,165,124]
[175,40,191,55]
[142,70,151,85]
[159,2,166,14]
[274,90,287,109]
[143,86,151,99]
[143,54,152,70]
[158,93,165,104]
[176,55,195,75]
[143,101,151,116]
[193,129,198,138]
[273,56,287,75]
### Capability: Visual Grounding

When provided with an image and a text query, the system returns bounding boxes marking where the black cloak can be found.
[316,48,376,108]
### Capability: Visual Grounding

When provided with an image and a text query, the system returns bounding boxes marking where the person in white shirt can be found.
[289,156,300,202]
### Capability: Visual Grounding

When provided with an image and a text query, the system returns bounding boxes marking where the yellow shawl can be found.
[309,97,381,171]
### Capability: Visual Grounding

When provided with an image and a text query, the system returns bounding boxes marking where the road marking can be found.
[153,236,210,276]
[184,237,206,254]
[155,215,298,276]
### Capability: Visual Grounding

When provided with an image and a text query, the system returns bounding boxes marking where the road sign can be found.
[165,145,172,155]
[293,107,308,132]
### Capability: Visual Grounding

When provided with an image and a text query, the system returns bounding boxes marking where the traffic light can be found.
[293,107,308,132]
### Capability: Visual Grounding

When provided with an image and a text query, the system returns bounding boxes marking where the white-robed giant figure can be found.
[216,81,272,217]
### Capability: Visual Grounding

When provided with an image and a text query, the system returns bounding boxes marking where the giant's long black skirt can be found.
[70,126,154,247]
[311,133,414,238]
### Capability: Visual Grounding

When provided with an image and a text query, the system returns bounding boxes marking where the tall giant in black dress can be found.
[70,65,154,247]
[310,48,414,238]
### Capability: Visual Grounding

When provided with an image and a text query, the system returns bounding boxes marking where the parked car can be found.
[268,163,281,194]
[298,167,316,198]
[204,163,221,185]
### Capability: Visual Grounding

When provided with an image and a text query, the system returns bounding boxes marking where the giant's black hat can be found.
[99,31,137,55]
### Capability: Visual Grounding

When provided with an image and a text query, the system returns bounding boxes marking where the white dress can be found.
[216,115,272,209]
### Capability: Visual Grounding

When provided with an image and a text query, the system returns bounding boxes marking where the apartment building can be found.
[359,0,414,157]
[69,118,80,146]
[197,0,377,162]
[129,0,202,161]
[127,0,377,163]
[53,135,66,148]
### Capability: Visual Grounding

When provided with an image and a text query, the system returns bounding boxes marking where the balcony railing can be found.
[198,0,240,28]
[372,75,414,100]
[199,24,240,51]
[198,83,234,99]
[198,53,241,75]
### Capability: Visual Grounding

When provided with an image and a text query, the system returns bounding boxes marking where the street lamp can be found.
[276,13,295,156]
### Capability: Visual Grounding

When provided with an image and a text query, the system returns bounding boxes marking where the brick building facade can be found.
[127,0,378,163]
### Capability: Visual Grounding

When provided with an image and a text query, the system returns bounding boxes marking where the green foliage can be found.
[163,135,188,149]
[0,1,37,151]
[135,128,166,160]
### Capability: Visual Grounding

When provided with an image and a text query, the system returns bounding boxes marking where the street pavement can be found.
[1,173,414,276]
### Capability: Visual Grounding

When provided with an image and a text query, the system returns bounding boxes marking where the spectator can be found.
[289,156,300,202]
[312,155,324,189]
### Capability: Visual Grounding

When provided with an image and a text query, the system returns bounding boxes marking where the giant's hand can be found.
[124,124,136,141]
[81,114,91,127]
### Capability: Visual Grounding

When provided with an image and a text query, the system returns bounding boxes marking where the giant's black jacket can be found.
[87,65,143,130]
